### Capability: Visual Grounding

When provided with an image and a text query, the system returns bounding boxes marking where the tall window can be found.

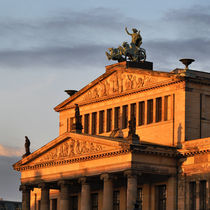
[113,191,120,210]
[84,114,90,134]
[99,110,104,134]
[70,117,74,131]
[189,182,196,210]
[138,101,145,126]
[38,200,41,210]
[156,97,162,122]
[137,188,143,210]
[91,193,98,210]
[92,112,97,135]
[107,109,112,132]
[51,199,57,210]
[164,96,169,121]
[70,196,78,210]
[147,99,153,124]
[122,105,128,129]
[114,107,120,129]
[155,185,166,210]
[199,180,206,210]
[130,103,136,119]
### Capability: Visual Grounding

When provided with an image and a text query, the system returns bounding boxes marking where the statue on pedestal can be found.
[127,115,140,144]
[23,136,31,157]
[72,104,83,133]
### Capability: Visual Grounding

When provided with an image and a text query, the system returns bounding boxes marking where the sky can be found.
[0,0,210,201]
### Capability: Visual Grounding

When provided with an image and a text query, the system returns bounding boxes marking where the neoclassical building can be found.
[13,60,210,210]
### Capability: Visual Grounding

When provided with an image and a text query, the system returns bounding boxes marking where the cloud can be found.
[0,6,209,72]
[0,145,23,157]
[162,5,210,40]
[145,38,210,71]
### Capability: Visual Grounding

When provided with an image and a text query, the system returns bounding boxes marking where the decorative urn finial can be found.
[179,58,195,70]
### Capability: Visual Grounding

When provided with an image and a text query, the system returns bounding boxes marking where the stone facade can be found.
[13,61,210,210]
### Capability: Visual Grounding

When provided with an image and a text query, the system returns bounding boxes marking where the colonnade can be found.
[20,170,138,210]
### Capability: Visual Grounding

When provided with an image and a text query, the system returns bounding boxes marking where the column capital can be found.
[100,173,113,182]
[38,182,50,189]
[19,184,33,192]
[124,169,140,178]
[58,180,71,187]
[78,177,88,185]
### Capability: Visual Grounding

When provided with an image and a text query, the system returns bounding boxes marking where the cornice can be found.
[14,148,130,172]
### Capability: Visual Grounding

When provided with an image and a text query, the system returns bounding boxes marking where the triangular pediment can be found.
[13,132,129,171]
[55,62,177,111]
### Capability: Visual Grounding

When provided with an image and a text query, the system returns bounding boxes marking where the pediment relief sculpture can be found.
[81,72,160,101]
[34,138,112,163]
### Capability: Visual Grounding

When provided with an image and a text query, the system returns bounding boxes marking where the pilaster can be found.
[19,184,32,210]
[100,173,113,210]
[38,182,50,210]
[79,177,91,210]
[58,180,71,210]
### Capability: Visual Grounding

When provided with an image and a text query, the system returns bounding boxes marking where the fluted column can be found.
[19,184,31,210]
[39,183,50,210]
[125,170,138,210]
[58,180,71,210]
[80,177,91,210]
[101,174,113,210]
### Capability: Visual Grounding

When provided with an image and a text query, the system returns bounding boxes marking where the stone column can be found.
[19,185,31,210]
[58,180,71,210]
[80,177,91,210]
[196,180,199,210]
[100,174,113,210]
[125,170,138,210]
[39,183,50,210]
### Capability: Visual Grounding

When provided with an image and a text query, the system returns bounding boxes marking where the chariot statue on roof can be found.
[105,27,146,63]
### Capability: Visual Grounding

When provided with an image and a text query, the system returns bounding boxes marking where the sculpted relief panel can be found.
[82,72,157,101]
[37,138,104,162]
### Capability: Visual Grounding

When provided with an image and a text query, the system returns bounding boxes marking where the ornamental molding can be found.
[62,78,185,111]
[16,149,130,172]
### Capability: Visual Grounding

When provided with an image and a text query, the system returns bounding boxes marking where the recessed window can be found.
[130,103,136,119]
[138,101,145,126]
[155,185,166,210]
[137,188,143,210]
[156,97,162,122]
[92,112,97,135]
[84,114,89,134]
[114,107,120,129]
[147,99,153,124]
[99,110,104,134]
[113,191,120,210]
[164,96,168,121]
[91,193,98,210]
[107,109,112,132]
[199,180,206,210]
[189,182,196,210]
[122,105,128,129]
[71,196,78,210]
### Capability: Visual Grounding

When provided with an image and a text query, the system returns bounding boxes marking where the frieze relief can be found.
[36,138,104,163]
[82,72,158,101]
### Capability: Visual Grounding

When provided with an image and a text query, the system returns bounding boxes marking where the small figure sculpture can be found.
[23,136,31,157]
[127,115,140,144]
[128,115,136,136]
[73,104,83,133]
[125,27,142,48]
